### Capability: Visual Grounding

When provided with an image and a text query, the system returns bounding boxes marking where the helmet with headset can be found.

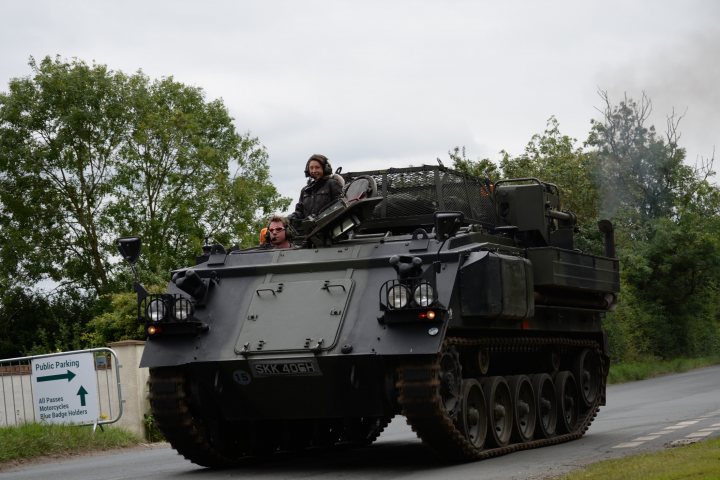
[304,154,333,178]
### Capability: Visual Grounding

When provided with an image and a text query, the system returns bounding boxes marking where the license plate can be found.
[249,358,322,377]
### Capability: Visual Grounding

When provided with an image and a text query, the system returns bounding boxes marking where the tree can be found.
[109,74,290,280]
[81,291,146,347]
[0,56,290,296]
[448,118,602,253]
[587,91,697,235]
[0,286,99,357]
[448,146,500,180]
[0,56,129,292]
[501,116,599,225]
[589,91,720,359]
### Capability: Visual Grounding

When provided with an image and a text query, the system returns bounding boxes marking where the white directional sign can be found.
[31,352,99,425]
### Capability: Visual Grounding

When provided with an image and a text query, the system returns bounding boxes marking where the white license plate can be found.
[249,358,322,377]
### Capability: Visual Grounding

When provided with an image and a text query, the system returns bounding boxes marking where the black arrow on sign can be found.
[37,370,76,383]
[76,386,88,407]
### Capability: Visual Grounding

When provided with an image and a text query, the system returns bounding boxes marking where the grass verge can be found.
[559,437,720,479]
[607,355,720,384]
[0,423,141,465]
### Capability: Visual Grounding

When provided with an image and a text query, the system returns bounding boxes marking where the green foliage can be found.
[589,91,720,360]
[82,292,146,347]
[0,55,290,352]
[143,414,165,443]
[603,282,659,362]
[448,146,500,180]
[608,356,720,384]
[501,116,599,224]
[109,74,291,277]
[0,423,140,464]
[0,286,100,357]
[450,117,604,254]
[587,92,698,232]
[448,94,720,363]
[0,55,290,298]
[0,56,126,292]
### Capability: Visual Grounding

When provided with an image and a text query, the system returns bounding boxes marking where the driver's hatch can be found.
[234,278,354,355]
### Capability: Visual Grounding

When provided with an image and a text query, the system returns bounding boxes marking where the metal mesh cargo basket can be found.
[342,165,497,233]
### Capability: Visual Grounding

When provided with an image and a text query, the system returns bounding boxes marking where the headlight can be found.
[387,285,411,309]
[413,282,435,307]
[172,297,193,321]
[146,299,167,322]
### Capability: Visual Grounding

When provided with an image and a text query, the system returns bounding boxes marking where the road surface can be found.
[3,365,719,480]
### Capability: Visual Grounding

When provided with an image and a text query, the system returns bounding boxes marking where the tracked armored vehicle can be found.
[117,165,619,467]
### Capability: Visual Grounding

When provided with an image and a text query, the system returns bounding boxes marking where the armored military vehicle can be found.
[117,164,619,467]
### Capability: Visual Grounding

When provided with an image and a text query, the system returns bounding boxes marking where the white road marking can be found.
[612,441,644,449]
[612,415,720,449]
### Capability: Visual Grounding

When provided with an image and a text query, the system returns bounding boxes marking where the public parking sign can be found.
[31,352,99,425]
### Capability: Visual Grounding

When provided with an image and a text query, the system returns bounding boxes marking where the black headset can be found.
[304,154,333,178]
[264,217,292,243]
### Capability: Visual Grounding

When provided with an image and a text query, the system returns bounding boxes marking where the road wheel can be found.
[574,348,601,407]
[457,379,487,449]
[508,375,536,443]
[555,371,579,433]
[482,376,513,447]
[531,373,557,438]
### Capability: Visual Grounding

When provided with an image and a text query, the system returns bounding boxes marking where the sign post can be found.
[31,352,99,425]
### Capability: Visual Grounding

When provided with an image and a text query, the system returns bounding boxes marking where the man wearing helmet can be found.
[292,154,343,220]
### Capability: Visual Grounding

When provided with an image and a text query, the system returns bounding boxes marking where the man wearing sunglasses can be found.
[266,215,293,249]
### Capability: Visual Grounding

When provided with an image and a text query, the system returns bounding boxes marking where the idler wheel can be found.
[507,375,536,443]
[554,371,579,433]
[574,348,601,407]
[457,379,488,449]
[439,346,463,420]
[481,376,513,447]
[531,373,557,438]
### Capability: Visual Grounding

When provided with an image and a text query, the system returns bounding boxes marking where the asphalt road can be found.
[3,365,719,480]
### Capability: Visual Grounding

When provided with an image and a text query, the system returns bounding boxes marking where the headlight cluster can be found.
[145,295,194,322]
[386,282,435,309]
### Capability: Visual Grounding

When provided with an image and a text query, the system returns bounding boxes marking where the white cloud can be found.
[1,0,718,210]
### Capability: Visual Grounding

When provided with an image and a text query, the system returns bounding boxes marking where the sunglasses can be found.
[268,227,285,233]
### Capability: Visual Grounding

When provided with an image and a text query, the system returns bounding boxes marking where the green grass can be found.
[607,355,720,384]
[558,437,720,480]
[0,423,141,465]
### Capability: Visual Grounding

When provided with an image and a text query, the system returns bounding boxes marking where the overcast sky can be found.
[2,1,719,211]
